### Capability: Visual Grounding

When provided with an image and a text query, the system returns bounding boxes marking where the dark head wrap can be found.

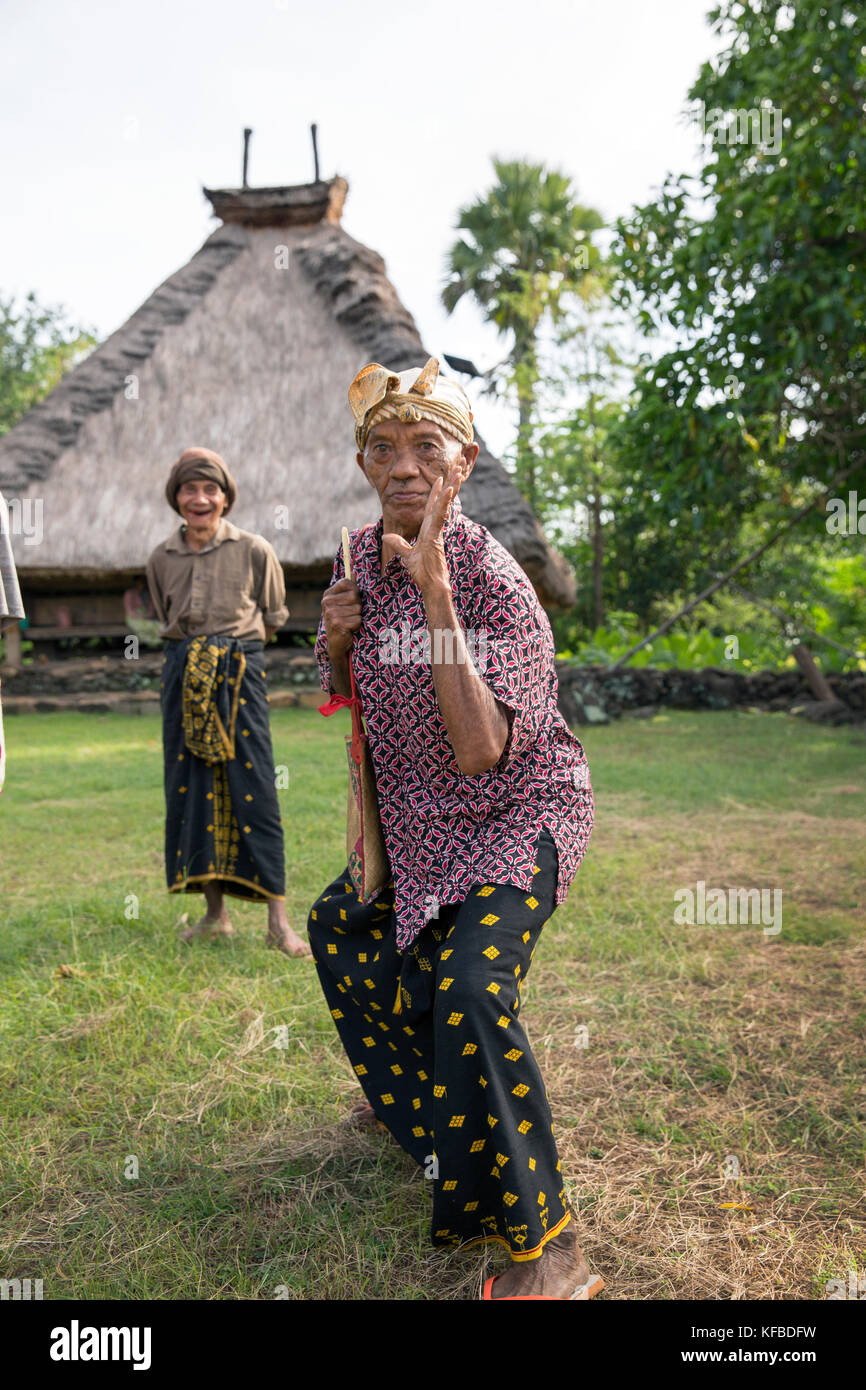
[165,447,237,515]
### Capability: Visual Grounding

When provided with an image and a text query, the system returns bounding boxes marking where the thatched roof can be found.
[0,177,575,607]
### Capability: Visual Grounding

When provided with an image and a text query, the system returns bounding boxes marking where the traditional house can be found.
[0,174,575,659]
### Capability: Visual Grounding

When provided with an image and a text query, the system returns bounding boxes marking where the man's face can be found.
[176,476,227,528]
[357,418,478,535]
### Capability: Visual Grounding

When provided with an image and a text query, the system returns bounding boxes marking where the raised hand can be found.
[382,462,460,595]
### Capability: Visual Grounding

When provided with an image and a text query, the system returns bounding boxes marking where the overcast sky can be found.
[1,0,716,454]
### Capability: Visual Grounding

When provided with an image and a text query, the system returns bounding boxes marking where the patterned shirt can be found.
[316,496,594,952]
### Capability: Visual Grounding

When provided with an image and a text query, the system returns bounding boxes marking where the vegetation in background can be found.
[442,159,604,511]
[441,3,864,671]
[605,0,865,658]
[0,292,95,436]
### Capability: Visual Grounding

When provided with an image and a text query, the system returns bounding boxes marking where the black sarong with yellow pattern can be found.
[307,830,570,1259]
[161,635,285,902]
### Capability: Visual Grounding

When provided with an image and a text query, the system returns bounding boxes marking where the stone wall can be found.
[3,650,864,726]
[556,663,866,726]
[1,648,319,697]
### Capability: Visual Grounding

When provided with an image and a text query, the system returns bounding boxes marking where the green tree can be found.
[442,159,604,511]
[0,292,95,436]
[613,0,866,564]
[596,0,866,668]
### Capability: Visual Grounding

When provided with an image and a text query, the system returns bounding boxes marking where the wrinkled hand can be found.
[383,464,459,594]
[322,576,362,660]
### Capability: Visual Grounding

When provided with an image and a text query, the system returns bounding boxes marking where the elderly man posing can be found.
[308,361,599,1298]
[147,447,310,959]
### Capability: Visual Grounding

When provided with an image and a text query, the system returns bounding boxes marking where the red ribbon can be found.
[318,692,354,716]
[318,660,366,767]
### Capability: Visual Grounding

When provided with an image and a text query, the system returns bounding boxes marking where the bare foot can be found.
[180,910,234,943]
[265,899,313,958]
[488,1223,601,1300]
[266,924,313,959]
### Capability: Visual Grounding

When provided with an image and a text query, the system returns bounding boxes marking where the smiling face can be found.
[175,476,228,534]
[357,418,479,538]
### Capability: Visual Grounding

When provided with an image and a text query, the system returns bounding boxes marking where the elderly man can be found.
[308,360,599,1299]
[146,447,310,959]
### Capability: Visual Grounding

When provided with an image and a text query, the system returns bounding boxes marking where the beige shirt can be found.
[146,519,289,642]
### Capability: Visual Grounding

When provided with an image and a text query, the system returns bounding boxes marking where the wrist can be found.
[420,579,453,606]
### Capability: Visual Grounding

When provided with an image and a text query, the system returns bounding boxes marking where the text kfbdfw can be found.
[50,1321,152,1371]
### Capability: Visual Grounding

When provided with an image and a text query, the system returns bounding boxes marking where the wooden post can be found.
[311,123,320,181]
[2,620,22,667]
[242,128,252,187]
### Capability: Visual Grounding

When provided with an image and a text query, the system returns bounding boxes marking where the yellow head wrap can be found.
[349,357,474,451]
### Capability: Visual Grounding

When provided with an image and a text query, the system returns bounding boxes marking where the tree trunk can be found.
[513,335,539,513]
[591,492,604,629]
[792,643,837,702]
[517,393,535,509]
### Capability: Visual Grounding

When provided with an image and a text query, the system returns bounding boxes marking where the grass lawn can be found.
[0,707,864,1300]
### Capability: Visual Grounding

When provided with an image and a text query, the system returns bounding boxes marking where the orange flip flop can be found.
[482,1272,605,1301]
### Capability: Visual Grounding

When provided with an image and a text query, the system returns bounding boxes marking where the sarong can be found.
[161,635,285,902]
[307,830,571,1259]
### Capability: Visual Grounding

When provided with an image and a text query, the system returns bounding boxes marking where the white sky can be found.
[0,0,716,455]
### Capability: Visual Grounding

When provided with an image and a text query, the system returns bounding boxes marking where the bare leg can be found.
[266,897,312,959]
[180,882,234,942]
[489,1222,600,1300]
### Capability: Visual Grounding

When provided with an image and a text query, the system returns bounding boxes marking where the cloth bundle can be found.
[318,528,390,903]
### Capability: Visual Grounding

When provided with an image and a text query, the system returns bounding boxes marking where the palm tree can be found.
[443,159,604,511]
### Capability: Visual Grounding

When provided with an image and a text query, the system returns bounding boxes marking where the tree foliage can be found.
[443,159,604,509]
[0,293,95,437]
[612,0,866,542]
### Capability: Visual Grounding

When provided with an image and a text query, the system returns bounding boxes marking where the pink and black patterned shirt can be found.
[316,496,594,951]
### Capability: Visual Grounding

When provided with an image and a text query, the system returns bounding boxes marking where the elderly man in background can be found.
[308,360,600,1299]
[146,447,310,959]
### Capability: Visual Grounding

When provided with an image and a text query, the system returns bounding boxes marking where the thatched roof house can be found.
[0,175,575,645]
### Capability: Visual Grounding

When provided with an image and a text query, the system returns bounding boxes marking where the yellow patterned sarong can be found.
[162,635,285,901]
[181,636,246,765]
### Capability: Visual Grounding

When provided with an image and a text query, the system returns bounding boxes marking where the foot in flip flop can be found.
[344,1099,396,1137]
[346,1099,382,1128]
[482,1223,604,1300]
